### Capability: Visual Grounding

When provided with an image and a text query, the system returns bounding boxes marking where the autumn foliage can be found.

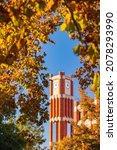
[54,88,100,150]
[0,0,100,149]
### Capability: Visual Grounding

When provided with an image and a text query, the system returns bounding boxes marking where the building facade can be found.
[49,72,81,150]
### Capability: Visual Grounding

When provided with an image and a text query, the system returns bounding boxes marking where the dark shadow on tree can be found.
[0,123,26,150]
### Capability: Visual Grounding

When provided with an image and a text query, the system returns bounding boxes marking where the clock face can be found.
[65,82,70,89]
[53,80,59,95]
[65,80,71,95]
[54,82,58,89]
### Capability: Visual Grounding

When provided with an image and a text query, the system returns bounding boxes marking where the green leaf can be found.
[66,23,75,33]
[77,23,82,30]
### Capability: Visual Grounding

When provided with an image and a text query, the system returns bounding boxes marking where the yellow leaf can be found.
[79,19,86,31]
[0,38,3,44]
[0,63,8,69]
[73,45,80,54]
[86,55,90,61]
[65,14,71,24]
[47,0,54,9]
[0,29,5,36]
[60,23,67,31]
[7,35,12,42]
[90,84,96,91]
[16,39,21,49]
[11,16,19,26]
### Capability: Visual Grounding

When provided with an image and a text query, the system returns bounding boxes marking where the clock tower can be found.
[49,72,74,149]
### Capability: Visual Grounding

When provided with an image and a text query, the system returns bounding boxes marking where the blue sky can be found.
[41,30,81,148]
[43,29,82,99]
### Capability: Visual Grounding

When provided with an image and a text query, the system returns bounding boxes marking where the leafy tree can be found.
[0,0,62,125]
[0,122,26,150]
[0,117,46,150]
[0,0,100,87]
[54,1,100,148]
[54,88,100,150]
[0,0,57,148]
[0,0,100,149]
[52,137,73,150]
[16,120,46,150]
[55,125,100,150]
[0,50,49,125]
[0,0,58,64]
[60,0,100,90]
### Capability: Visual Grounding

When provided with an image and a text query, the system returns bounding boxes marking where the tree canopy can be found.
[0,121,26,150]
[0,0,100,149]
[0,0,100,89]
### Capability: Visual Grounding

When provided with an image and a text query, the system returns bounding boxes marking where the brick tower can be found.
[49,72,74,149]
